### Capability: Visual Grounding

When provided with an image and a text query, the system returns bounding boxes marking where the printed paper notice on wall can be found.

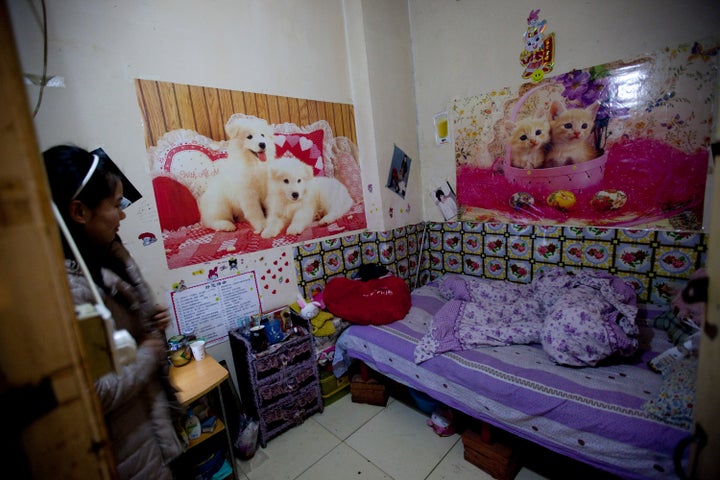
[168,271,261,345]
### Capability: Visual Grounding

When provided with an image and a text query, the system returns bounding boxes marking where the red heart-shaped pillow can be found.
[323,275,411,325]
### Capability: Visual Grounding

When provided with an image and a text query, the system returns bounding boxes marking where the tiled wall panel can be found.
[294,222,706,306]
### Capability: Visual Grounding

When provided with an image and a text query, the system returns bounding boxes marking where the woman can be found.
[43,145,183,479]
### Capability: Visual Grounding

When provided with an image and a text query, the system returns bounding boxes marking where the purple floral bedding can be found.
[333,272,690,479]
[415,269,640,366]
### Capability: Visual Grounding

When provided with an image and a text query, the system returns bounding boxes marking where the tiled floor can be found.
[235,393,554,480]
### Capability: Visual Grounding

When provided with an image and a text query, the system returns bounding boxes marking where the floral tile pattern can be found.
[484,234,506,257]
[615,245,653,273]
[462,255,483,275]
[508,236,532,259]
[294,221,706,306]
[534,239,561,263]
[443,232,463,252]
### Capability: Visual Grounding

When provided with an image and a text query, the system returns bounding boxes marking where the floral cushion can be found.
[643,355,696,429]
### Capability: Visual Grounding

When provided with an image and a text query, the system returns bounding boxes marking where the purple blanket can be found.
[333,276,689,479]
[415,269,639,366]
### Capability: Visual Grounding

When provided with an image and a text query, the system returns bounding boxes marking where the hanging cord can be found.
[51,202,112,321]
[32,0,48,118]
[413,222,429,290]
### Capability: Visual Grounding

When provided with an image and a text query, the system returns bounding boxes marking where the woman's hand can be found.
[149,305,172,332]
[140,334,167,362]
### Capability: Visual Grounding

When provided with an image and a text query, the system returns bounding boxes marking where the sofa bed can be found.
[332,269,696,479]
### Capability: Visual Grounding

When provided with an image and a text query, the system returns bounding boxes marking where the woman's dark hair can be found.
[43,145,124,275]
[435,189,445,201]
[43,145,120,220]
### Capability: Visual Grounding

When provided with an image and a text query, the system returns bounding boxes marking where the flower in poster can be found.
[555,67,630,153]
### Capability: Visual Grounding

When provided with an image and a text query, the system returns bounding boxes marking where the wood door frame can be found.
[0,1,114,477]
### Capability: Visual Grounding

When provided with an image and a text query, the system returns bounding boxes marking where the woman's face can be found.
[81,182,126,248]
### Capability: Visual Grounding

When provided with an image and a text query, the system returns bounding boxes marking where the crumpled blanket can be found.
[414,268,639,367]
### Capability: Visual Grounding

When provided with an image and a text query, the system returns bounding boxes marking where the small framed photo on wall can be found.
[431,181,458,221]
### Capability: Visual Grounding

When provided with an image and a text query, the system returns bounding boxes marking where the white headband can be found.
[71,154,99,200]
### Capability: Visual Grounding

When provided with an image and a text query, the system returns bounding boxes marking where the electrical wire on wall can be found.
[31,0,48,118]
[412,222,429,290]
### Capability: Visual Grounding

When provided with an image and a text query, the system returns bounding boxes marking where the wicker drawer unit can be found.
[229,327,323,448]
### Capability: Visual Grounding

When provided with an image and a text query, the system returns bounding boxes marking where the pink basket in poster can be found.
[503,85,607,191]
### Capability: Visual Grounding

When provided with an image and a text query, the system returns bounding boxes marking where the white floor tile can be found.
[425,438,496,480]
[312,393,387,440]
[345,399,457,480]
[296,443,393,480]
[238,418,340,480]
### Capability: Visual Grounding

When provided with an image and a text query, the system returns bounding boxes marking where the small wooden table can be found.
[169,356,237,479]
[170,355,229,404]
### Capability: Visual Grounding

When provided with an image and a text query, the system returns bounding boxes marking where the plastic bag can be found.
[234,414,259,460]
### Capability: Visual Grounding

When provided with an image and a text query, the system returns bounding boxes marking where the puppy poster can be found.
[453,39,718,232]
[134,80,367,269]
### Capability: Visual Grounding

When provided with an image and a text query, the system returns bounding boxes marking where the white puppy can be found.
[262,156,353,238]
[262,156,313,238]
[306,175,354,226]
[198,115,276,232]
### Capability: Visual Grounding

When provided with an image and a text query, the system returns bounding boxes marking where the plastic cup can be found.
[190,340,206,361]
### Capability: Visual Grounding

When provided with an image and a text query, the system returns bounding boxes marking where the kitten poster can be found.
[453,39,719,232]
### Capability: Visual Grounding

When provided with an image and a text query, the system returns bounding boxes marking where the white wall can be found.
[351,0,422,230]
[8,0,720,378]
[410,0,720,221]
[8,0,359,373]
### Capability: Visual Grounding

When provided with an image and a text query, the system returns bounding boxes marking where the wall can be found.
[7,0,367,376]
[410,0,720,221]
[8,0,718,388]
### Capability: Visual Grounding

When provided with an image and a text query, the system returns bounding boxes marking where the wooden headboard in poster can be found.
[134,80,366,269]
[135,80,357,148]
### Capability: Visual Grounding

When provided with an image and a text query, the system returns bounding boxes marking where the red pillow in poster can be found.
[323,275,411,325]
[152,176,200,230]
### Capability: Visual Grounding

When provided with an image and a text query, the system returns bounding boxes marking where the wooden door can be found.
[0,1,114,478]
[692,147,720,478]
